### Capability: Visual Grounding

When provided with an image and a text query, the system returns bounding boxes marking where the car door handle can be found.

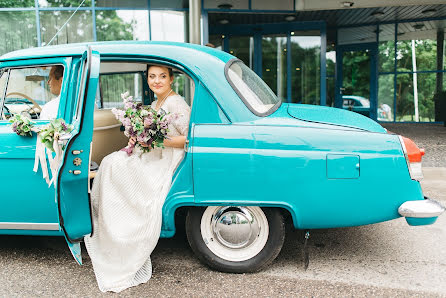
[58,133,73,146]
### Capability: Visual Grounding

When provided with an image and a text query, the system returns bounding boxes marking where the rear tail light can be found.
[398,136,425,181]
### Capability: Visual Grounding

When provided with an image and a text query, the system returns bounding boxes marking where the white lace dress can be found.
[84,95,190,293]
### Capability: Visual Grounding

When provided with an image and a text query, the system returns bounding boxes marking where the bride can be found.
[84,65,191,292]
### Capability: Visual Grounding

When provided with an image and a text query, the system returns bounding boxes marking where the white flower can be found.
[121,91,130,100]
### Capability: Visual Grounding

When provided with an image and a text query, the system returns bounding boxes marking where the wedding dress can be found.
[84,94,190,292]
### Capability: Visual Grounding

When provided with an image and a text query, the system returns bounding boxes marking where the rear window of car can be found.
[225,60,280,116]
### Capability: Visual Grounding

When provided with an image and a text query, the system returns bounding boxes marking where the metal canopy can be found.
[208,4,446,28]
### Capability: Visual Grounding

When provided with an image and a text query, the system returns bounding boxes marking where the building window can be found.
[96,10,149,41]
[38,0,92,7]
[290,32,321,105]
[40,10,94,46]
[95,0,147,8]
[0,11,37,56]
[150,11,186,42]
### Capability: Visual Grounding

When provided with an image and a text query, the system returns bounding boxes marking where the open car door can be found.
[56,47,100,264]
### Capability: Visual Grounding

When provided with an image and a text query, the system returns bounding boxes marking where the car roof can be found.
[0,41,233,64]
[0,41,259,123]
[342,95,368,101]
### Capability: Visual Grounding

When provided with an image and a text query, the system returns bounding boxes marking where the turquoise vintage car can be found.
[0,41,444,273]
[342,95,370,117]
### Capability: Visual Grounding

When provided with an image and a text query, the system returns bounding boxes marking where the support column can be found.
[436,29,444,124]
[189,0,201,44]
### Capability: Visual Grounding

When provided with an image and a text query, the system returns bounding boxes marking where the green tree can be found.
[0,0,37,55]
[96,10,134,41]
[261,36,287,101]
[0,0,33,7]
[0,0,137,55]
[378,41,395,111]
[341,50,370,99]
[376,39,437,121]
[394,40,437,121]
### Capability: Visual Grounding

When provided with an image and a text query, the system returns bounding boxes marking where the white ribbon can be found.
[33,134,63,188]
[33,138,50,184]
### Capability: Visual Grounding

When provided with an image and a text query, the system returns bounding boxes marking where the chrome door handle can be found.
[58,133,73,146]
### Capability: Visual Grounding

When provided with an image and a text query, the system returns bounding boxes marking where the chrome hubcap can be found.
[200,206,269,262]
[212,207,259,249]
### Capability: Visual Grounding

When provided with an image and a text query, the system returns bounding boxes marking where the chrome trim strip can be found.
[93,123,121,131]
[398,198,445,218]
[0,222,59,230]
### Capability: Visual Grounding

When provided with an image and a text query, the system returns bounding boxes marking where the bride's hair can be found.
[146,64,173,78]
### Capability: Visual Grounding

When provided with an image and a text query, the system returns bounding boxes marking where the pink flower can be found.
[124,101,135,109]
[120,143,135,156]
[122,118,131,127]
[121,92,130,100]
[112,108,125,120]
[137,131,148,143]
[160,121,168,130]
[144,117,153,127]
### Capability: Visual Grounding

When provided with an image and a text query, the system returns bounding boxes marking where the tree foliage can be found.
[0,0,136,55]
[0,0,34,7]
[96,10,134,41]
[341,50,370,99]
[0,6,36,55]
[379,40,438,121]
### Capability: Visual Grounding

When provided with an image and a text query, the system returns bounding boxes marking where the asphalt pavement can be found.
[0,167,445,297]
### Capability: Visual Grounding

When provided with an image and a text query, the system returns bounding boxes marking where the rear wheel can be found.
[186,206,285,273]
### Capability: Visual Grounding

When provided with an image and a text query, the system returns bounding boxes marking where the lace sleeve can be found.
[168,96,191,136]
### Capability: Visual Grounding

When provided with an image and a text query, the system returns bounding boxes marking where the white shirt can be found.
[381,104,391,113]
[39,96,60,120]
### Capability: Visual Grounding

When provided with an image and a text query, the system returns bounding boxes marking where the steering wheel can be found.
[1,105,11,120]
[5,92,42,115]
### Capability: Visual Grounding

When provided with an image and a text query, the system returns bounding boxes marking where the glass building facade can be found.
[0,0,187,55]
[1,1,445,123]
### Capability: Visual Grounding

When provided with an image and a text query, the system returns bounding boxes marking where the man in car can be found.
[39,65,63,120]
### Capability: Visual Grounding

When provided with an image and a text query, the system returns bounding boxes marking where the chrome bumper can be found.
[398,197,445,218]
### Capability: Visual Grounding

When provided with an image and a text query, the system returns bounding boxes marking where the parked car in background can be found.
[342,95,371,117]
[0,41,444,273]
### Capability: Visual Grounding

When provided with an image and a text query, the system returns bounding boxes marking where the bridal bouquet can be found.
[112,92,174,155]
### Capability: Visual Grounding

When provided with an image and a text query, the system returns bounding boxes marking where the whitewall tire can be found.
[186,206,285,273]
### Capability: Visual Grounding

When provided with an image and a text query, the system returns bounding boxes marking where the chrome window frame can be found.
[74,55,90,122]
[0,69,10,120]
[224,58,281,117]
[0,64,66,121]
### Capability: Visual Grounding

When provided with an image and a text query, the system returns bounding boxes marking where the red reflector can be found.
[401,136,423,163]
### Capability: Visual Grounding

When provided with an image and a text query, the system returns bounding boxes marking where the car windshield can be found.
[226,60,280,116]
[359,98,370,107]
